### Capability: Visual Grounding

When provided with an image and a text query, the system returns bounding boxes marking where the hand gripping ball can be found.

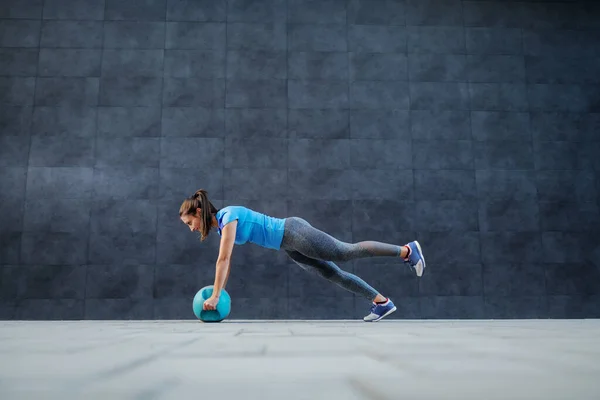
[192,285,231,322]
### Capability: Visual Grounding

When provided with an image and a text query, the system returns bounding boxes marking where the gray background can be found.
[1,0,599,321]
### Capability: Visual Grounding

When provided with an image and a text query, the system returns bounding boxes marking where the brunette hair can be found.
[179,189,219,241]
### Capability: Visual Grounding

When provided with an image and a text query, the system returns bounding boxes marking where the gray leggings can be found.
[280,217,402,300]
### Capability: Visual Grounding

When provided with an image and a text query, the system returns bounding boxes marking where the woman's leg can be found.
[281,217,406,262]
[285,250,380,301]
[285,249,397,321]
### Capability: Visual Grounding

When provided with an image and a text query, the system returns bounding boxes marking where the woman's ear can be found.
[196,207,202,216]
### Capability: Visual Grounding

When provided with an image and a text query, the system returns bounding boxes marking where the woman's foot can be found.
[363,298,397,322]
[403,240,426,277]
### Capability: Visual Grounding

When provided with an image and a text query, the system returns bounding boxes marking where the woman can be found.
[179,189,426,322]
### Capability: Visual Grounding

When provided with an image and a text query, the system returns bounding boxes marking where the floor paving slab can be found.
[0,319,599,399]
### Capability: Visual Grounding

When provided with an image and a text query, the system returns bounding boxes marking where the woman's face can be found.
[180,209,202,232]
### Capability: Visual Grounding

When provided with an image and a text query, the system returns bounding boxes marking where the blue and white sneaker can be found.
[404,240,426,277]
[363,299,397,322]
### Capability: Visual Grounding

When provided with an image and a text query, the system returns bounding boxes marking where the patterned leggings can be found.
[280,217,402,300]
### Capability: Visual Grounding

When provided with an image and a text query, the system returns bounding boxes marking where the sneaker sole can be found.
[414,240,426,277]
[365,306,397,322]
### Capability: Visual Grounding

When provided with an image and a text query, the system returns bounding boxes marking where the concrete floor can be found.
[0,320,599,400]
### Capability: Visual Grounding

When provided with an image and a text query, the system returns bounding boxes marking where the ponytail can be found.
[179,189,219,241]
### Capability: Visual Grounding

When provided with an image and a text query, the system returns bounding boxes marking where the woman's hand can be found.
[203,295,220,311]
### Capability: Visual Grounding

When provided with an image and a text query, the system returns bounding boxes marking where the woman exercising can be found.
[179,189,426,322]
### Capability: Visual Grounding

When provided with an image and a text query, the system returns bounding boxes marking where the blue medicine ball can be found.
[192,285,231,322]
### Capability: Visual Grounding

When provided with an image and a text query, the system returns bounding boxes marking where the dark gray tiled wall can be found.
[1,0,599,320]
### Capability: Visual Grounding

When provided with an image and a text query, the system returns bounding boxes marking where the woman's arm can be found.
[212,220,237,298]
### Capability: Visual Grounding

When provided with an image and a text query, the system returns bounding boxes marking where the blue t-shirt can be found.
[215,206,286,250]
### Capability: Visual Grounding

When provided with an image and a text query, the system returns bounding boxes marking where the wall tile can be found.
[409,54,467,82]
[0,198,23,233]
[225,169,287,200]
[349,25,406,53]
[93,167,158,200]
[90,199,157,234]
[84,299,153,319]
[41,21,103,48]
[287,0,344,24]
[20,232,88,265]
[0,49,38,77]
[29,135,95,167]
[1,0,43,19]
[351,139,411,169]
[289,296,354,319]
[405,0,462,26]
[545,263,600,296]
[33,107,97,137]
[410,82,470,110]
[98,107,161,137]
[163,78,225,107]
[411,110,471,140]
[35,78,99,107]
[225,137,287,169]
[351,53,407,81]
[289,52,347,81]
[473,141,535,170]
[469,83,528,111]
[227,23,285,51]
[229,0,286,23]
[95,137,160,168]
[0,234,21,264]
[485,296,547,319]
[478,198,540,232]
[480,232,543,264]
[415,231,481,264]
[226,108,285,138]
[419,263,482,296]
[227,50,285,80]
[420,296,485,319]
[16,299,84,320]
[288,139,350,170]
[104,21,165,49]
[99,77,162,107]
[465,28,523,55]
[407,27,465,54]
[105,0,166,21]
[289,80,347,109]
[39,49,102,78]
[167,0,226,22]
[289,24,347,52]
[483,263,546,296]
[23,198,90,233]
[0,135,30,167]
[18,265,87,299]
[0,77,36,106]
[227,79,286,108]
[415,170,477,201]
[26,167,94,199]
[352,170,414,201]
[88,233,156,264]
[102,50,164,78]
[43,0,105,20]
[289,109,348,139]
[530,112,600,143]
[347,0,405,26]
[351,110,409,140]
[413,140,473,169]
[0,20,40,47]
[350,81,409,109]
